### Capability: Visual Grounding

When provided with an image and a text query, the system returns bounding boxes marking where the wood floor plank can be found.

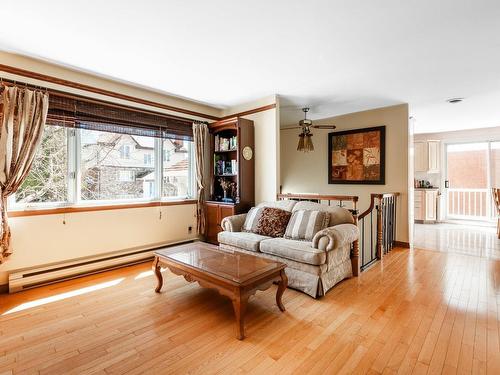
[0,247,499,374]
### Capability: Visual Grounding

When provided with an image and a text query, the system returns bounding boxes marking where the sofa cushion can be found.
[242,207,265,233]
[257,200,297,212]
[260,238,327,266]
[284,210,329,241]
[255,207,292,238]
[292,201,355,226]
[217,231,270,253]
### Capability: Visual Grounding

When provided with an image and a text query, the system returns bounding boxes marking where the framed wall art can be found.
[328,126,385,184]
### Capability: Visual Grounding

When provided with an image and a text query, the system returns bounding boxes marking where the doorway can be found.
[444,141,499,222]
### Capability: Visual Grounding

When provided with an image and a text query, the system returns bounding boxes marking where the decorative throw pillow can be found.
[255,207,292,238]
[284,210,330,241]
[242,207,265,232]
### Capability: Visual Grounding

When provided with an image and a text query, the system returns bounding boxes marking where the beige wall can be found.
[1,205,197,284]
[223,95,280,203]
[0,52,215,285]
[0,52,280,285]
[280,104,410,242]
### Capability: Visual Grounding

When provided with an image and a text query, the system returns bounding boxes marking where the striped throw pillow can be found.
[284,210,330,241]
[242,207,265,233]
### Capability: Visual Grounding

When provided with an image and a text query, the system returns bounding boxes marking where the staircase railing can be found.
[277,192,400,274]
[357,193,400,271]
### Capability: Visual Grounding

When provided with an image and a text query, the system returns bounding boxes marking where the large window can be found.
[11,95,195,209]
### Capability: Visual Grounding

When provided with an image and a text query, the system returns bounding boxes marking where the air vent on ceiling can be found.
[446,98,464,104]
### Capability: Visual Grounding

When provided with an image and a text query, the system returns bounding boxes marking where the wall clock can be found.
[242,146,253,160]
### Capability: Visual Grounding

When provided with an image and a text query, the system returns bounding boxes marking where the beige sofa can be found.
[218,200,359,298]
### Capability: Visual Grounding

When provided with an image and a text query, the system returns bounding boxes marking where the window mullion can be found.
[75,129,82,203]
[67,128,78,205]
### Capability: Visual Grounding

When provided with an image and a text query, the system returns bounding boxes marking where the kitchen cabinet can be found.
[414,189,439,223]
[414,140,440,173]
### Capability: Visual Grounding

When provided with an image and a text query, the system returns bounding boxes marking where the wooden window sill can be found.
[8,199,197,217]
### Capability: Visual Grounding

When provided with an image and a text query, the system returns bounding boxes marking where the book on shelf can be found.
[214,158,238,176]
[214,135,220,151]
[216,136,238,152]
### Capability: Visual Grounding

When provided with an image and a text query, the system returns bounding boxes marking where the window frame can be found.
[9,127,196,213]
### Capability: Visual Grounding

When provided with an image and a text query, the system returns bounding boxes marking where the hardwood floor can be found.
[0,247,499,374]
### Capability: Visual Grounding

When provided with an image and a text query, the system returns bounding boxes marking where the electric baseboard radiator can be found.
[8,240,194,293]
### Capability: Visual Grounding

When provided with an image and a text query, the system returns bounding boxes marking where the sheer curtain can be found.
[192,122,210,236]
[0,86,49,262]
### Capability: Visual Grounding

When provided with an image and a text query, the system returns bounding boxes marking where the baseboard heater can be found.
[8,239,194,293]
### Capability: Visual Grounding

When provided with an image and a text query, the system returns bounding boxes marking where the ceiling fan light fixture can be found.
[297,133,305,151]
[304,133,314,152]
[288,107,334,152]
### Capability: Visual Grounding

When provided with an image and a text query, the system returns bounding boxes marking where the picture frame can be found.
[328,126,386,185]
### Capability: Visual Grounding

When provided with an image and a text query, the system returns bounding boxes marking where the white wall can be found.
[280,104,410,242]
[222,95,280,203]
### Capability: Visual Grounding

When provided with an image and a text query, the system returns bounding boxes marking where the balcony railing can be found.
[446,188,495,220]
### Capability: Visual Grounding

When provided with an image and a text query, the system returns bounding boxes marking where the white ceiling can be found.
[1,1,500,133]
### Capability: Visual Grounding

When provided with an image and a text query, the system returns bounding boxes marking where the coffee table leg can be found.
[153,257,163,293]
[232,295,248,340]
[276,269,287,312]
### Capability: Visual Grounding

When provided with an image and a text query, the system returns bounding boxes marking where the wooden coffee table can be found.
[152,242,287,340]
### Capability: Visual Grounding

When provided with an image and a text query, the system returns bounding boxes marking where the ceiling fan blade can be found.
[311,125,337,129]
[280,126,302,130]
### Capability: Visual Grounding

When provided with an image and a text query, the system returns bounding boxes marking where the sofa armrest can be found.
[221,214,247,232]
[312,224,359,251]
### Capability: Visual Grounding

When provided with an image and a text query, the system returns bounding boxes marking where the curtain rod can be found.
[0,79,204,125]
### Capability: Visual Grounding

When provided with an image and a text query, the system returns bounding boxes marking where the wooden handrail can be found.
[277,193,358,212]
[358,192,400,219]
[277,193,358,202]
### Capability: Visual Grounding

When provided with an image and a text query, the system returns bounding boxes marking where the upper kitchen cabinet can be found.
[414,140,440,173]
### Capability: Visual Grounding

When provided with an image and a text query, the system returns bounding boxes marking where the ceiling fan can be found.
[281,107,336,152]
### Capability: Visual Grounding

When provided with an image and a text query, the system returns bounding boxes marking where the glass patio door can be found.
[445,141,498,221]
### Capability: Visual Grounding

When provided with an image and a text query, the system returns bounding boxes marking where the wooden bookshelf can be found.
[206,117,255,244]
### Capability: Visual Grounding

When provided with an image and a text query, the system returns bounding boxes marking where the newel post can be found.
[351,210,360,276]
[376,197,383,260]
[351,240,360,276]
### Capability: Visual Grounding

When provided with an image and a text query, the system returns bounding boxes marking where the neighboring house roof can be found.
[84,133,183,152]
[131,135,154,149]
[139,159,189,181]
[166,159,189,171]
